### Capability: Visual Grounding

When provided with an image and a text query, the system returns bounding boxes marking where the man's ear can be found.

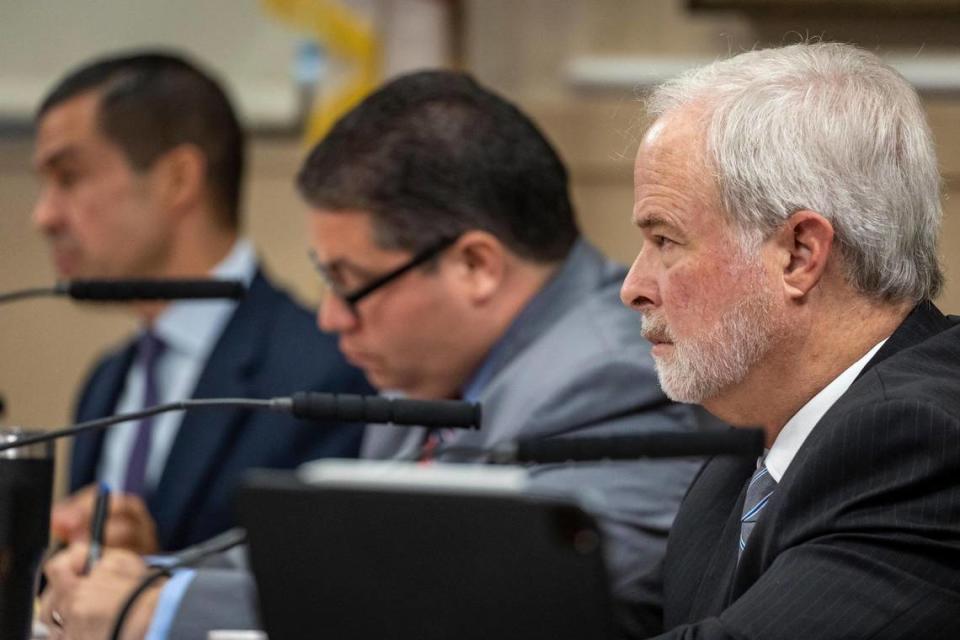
[774,209,834,301]
[448,230,507,305]
[148,144,207,216]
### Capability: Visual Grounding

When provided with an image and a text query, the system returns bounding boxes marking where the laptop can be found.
[236,460,617,640]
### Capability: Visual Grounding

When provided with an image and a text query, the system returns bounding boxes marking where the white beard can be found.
[641,276,782,404]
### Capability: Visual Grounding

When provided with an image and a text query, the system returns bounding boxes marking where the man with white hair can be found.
[621,42,960,638]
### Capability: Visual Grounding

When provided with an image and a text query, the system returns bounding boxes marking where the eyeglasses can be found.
[309,236,458,313]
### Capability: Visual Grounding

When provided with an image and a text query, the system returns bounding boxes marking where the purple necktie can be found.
[123,331,166,496]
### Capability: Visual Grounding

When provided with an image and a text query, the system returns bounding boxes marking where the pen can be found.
[82,482,110,575]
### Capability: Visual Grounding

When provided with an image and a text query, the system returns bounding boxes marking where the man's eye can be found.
[652,235,674,248]
[53,171,79,189]
[317,269,347,291]
[327,271,362,294]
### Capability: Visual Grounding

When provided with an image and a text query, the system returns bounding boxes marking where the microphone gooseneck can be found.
[0,393,482,454]
[0,399,282,453]
[0,287,58,305]
[164,527,249,568]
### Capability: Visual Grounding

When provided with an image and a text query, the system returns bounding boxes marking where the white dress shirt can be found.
[764,337,888,482]
[97,240,257,492]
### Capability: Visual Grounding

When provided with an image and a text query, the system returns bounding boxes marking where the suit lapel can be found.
[691,459,755,618]
[148,273,269,548]
[664,455,755,625]
[857,300,950,379]
[726,301,952,601]
[70,343,137,490]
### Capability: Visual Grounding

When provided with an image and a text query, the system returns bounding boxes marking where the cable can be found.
[108,567,171,640]
[108,528,248,640]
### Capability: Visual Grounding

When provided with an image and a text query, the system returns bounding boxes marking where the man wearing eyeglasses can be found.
[40,70,710,639]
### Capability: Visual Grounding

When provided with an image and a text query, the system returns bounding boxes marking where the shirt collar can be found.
[765,337,888,482]
[150,239,257,359]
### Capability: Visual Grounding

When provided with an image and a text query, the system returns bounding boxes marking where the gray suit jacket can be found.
[169,241,710,638]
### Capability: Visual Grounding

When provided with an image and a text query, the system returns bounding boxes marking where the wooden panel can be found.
[523,98,960,317]
[691,0,960,13]
[926,100,960,178]
[938,182,960,313]
[521,97,643,175]
[466,0,960,317]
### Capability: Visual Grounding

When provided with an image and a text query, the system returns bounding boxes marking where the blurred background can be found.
[1,0,959,489]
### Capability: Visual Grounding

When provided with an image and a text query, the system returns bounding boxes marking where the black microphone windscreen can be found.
[63,279,245,301]
[509,429,764,464]
[290,392,481,429]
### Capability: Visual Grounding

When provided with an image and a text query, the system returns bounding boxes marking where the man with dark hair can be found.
[41,70,708,639]
[33,50,372,555]
[297,70,578,263]
[298,70,584,407]
[37,52,245,230]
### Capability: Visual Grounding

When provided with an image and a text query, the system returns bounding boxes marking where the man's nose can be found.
[620,250,660,312]
[32,187,64,234]
[317,293,358,334]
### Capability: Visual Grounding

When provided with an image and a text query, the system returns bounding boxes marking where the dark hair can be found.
[37,50,245,229]
[297,70,578,262]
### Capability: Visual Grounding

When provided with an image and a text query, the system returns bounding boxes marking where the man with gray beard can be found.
[639,272,782,403]
[620,42,960,638]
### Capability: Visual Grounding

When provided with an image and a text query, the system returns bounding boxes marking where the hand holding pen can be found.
[51,482,161,555]
[82,482,110,574]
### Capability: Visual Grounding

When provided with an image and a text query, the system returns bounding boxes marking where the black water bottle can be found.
[0,428,54,640]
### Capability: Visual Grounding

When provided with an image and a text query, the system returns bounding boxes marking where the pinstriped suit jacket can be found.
[640,301,960,639]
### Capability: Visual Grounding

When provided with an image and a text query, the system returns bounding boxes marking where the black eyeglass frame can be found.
[310,235,459,312]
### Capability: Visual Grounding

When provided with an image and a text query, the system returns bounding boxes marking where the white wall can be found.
[0,0,304,126]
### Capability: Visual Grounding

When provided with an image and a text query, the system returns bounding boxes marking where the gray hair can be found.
[647,42,943,303]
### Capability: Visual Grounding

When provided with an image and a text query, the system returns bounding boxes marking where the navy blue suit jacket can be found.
[70,271,373,551]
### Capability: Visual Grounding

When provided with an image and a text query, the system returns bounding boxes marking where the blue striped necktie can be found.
[739,461,777,558]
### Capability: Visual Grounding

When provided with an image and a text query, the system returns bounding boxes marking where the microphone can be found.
[0,279,245,305]
[491,429,764,464]
[60,279,245,301]
[286,392,481,429]
[0,393,482,453]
